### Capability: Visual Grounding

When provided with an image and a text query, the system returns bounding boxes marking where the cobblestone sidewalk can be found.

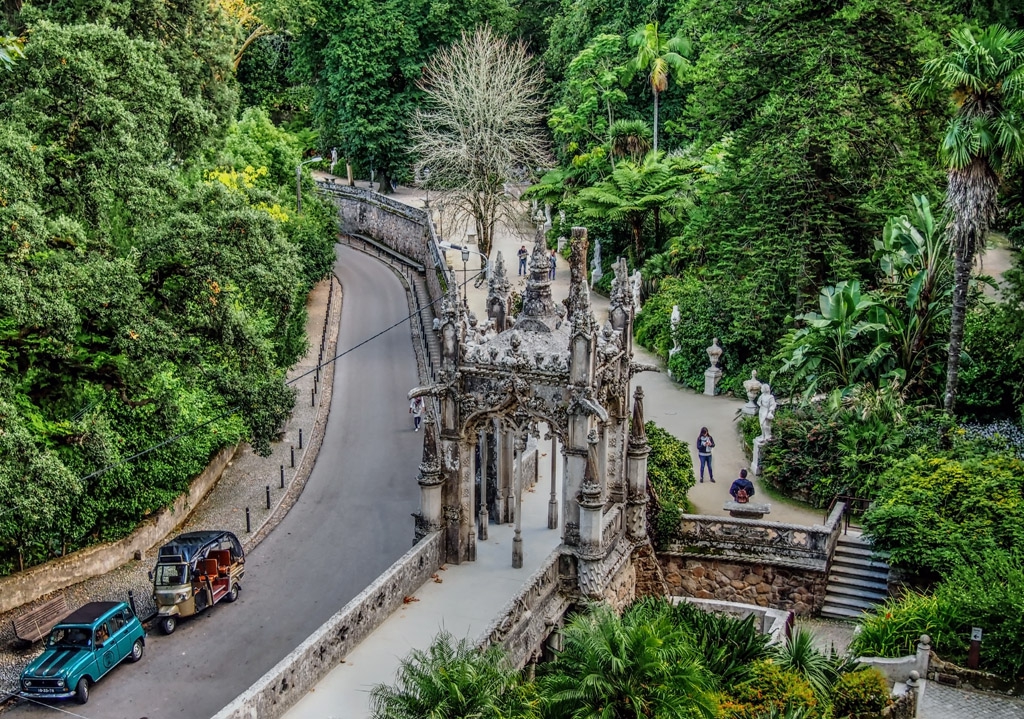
[0,276,342,699]
[921,682,1024,718]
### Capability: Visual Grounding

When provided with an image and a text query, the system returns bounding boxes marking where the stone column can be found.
[478,428,489,541]
[459,438,477,563]
[548,434,559,530]
[626,387,651,542]
[512,433,527,568]
[577,430,604,559]
[414,416,443,543]
[497,426,514,523]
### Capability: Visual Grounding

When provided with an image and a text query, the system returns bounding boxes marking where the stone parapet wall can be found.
[665,504,845,572]
[672,596,793,644]
[658,554,828,615]
[213,531,445,719]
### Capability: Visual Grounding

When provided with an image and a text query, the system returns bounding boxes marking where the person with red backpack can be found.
[729,469,755,504]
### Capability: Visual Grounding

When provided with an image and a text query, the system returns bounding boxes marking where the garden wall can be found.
[213,531,445,719]
[657,505,844,615]
[0,444,237,616]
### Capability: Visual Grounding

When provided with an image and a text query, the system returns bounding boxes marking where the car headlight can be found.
[176,592,187,603]
[23,680,33,688]
[59,678,67,689]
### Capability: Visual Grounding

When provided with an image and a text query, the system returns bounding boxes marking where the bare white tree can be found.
[412,26,550,256]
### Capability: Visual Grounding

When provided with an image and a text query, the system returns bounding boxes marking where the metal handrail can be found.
[824,494,872,534]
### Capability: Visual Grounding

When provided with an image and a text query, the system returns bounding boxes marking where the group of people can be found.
[696,427,755,503]
[518,244,557,280]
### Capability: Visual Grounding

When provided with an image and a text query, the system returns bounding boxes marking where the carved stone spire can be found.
[486,250,511,332]
[515,226,556,332]
[630,386,648,447]
[567,227,594,332]
[414,413,443,540]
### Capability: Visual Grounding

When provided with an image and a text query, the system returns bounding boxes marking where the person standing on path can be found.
[409,396,425,431]
[518,245,528,275]
[729,469,755,502]
[549,250,557,280]
[696,426,715,482]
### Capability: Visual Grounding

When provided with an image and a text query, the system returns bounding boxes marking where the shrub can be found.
[831,668,890,717]
[644,421,695,547]
[863,452,1024,579]
[958,300,1024,419]
[662,601,772,689]
[719,660,820,719]
[848,592,961,661]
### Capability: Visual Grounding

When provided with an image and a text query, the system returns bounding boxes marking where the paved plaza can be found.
[921,681,1024,718]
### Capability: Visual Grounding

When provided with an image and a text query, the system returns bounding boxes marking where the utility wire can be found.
[74,267,482,485]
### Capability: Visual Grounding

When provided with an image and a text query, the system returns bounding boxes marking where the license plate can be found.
[40,688,54,693]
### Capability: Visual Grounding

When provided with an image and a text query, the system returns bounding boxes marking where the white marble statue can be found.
[590,239,603,288]
[742,370,762,415]
[668,305,681,358]
[757,384,777,441]
[630,270,642,314]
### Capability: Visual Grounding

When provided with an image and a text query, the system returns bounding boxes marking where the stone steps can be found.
[410,274,441,379]
[820,535,890,620]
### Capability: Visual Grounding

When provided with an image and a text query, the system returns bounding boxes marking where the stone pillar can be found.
[626,387,650,541]
[512,434,527,568]
[459,439,477,563]
[577,431,604,559]
[548,435,559,530]
[478,428,489,541]
[414,416,443,543]
[497,426,514,523]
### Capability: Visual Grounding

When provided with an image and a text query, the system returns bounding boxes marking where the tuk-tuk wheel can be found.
[160,616,177,635]
[225,584,240,603]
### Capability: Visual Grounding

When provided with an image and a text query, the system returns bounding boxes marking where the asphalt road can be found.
[8,245,422,719]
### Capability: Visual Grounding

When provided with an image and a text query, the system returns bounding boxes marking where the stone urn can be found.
[703,338,723,396]
[742,370,762,415]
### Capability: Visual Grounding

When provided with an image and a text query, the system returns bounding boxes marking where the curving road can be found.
[8,245,422,719]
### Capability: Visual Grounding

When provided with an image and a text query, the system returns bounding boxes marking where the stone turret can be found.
[414,414,443,541]
[516,228,557,333]
[486,251,512,332]
[626,387,650,541]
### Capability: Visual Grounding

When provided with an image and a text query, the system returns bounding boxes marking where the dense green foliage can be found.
[643,421,695,547]
[0,1,335,575]
[863,450,1024,578]
[851,553,1024,678]
[831,668,891,717]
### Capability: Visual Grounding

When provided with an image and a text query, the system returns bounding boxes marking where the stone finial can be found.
[630,387,647,444]
[610,257,629,310]
[742,370,762,415]
[706,337,723,368]
[567,227,592,328]
[418,414,441,480]
[515,227,556,332]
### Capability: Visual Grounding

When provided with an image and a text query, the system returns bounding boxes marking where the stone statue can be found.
[590,238,603,288]
[630,270,642,314]
[757,384,777,441]
[742,370,761,415]
[668,305,681,358]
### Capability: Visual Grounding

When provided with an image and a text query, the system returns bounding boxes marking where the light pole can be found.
[461,246,470,308]
[437,241,489,306]
[422,167,431,208]
[296,155,323,214]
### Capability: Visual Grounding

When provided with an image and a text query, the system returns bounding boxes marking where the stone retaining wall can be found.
[672,596,793,644]
[658,555,828,615]
[0,444,237,616]
[213,531,445,719]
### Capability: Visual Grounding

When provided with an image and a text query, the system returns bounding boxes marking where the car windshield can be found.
[47,626,92,649]
[154,563,190,586]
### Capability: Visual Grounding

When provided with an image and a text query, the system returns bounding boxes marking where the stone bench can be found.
[723,501,771,519]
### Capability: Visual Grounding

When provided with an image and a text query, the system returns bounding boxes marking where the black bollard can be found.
[280,464,285,488]
[290,445,295,467]
[299,428,304,449]
[266,485,271,510]
[311,387,316,406]
[246,507,251,533]
[127,589,138,618]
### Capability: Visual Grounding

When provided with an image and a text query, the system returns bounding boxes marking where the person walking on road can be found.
[409,396,425,431]
[696,426,715,483]
[729,469,755,503]
[549,250,557,280]
[518,245,528,275]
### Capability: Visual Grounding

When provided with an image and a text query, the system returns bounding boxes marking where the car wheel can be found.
[160,616,176,635]
[128,638,144,663]
[225,584,239,603]
[74,677,89,705]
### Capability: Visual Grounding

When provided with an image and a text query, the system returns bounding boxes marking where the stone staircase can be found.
[410,273,441,381]
[820,533,891,620]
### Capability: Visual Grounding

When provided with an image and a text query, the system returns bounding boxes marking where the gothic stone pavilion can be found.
[411,227,657,599]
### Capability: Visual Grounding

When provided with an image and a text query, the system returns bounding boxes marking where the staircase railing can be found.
[824,494,872,535]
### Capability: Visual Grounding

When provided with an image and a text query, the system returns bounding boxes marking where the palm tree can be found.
[538,602,716,719]
[574,150,694,261]
[369,631,536,719]
[627,22,691,153]
[912,25,1024,412]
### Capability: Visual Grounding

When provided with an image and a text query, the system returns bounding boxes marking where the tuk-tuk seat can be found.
[201,558,219,580]
[210,550,231,572]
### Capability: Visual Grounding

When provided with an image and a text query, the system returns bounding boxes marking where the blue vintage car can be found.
[19,601,145,704]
